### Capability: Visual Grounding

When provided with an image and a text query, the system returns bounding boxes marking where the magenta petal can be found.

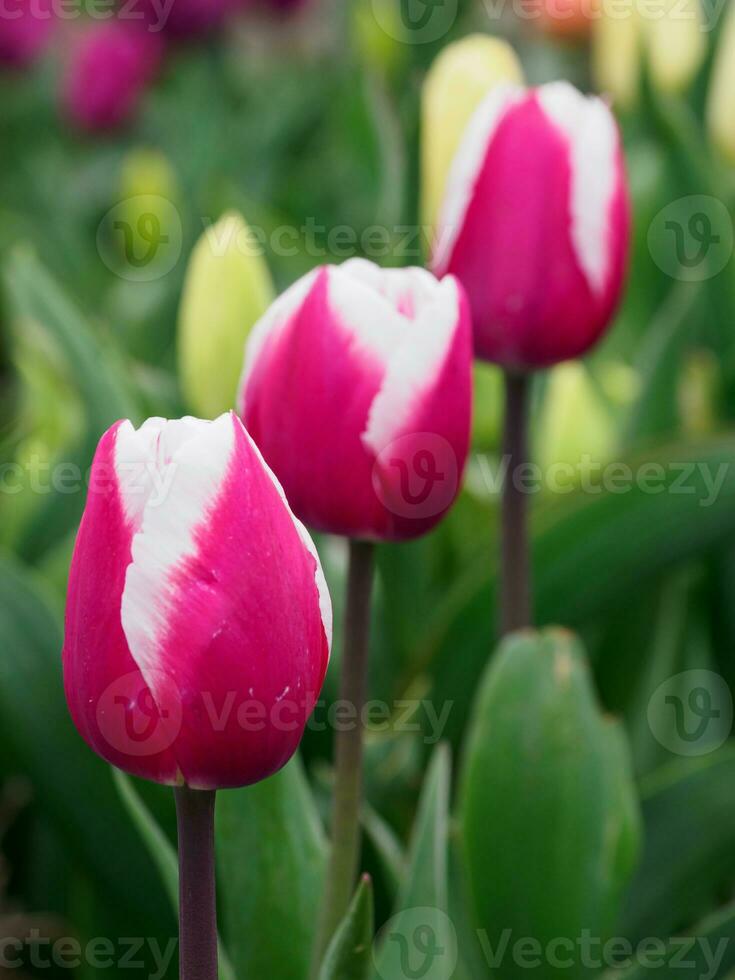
[433,83,630,369]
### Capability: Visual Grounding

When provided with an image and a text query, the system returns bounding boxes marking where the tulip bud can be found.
[63,22,162,132]
[0,0,55,68]
[538,362,616,482]
[239,258,473,541]
[432,82,630,369]
[421,35,523,234]
[63,413,332,789]
[178,212,275,420]
[706,0,735,163]
[644,0,705,96]
[592,1,642,110]
[353,0,406,77]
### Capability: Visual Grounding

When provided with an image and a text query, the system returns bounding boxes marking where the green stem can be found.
[175,786,218,980]
[312,539,375,975]
[500,371,532,635]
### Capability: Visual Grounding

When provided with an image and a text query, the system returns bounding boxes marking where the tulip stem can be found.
[312,539,375,975]
[501,371,532,635]
[175,786,218,980]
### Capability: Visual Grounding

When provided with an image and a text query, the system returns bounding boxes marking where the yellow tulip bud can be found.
[178,212,275,419]
[121,148,178,202]
[353,0,406,76]
[117,149,179,266]
[592,0,642,110]
[421,35,523,234]
[706,0,735,163]
[644,0,706,95]
[538,363,616,484]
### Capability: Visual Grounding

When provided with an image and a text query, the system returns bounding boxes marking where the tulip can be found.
[706,0,735,163]
[239,258,473,541]
[432,80,629,636]
[432,81,630,370]
[592,3,641,110]
[421,34,523,234]
[239,258,472,963]
[162,0,236,37]
[63,412,331,980]
[0,0,55,68]
[178,212,275,419]
[63,21,162,132]
[645,0,705,96]
[592,0,706,107]
[64,411,331,788]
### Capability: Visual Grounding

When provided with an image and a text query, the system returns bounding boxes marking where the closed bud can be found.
[63,413,332,789]
[460,628,641,975]
[63,21,162,132]
[706,0,735,163]
[353,0,406,76]
[538,362,616,482]
[592,0,642,110]
[644,0,706,96]
[0,0,55,68]
[117,148,179,268]
[432,82,630,369]
[421,35,523,234]
[593,0,706,107]
[178,211,275,419]
[239,259,473,541]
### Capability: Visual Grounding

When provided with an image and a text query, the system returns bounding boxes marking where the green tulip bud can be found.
[460,629,641,980]
[178,211,275,419]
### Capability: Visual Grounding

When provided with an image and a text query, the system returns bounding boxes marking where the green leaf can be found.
[0,552,171,931]
[216,755,327,980]
[319,875,374,980]
[421,437,735,747]
[372,744,456,980]
[3,248,137,427]
[113,770,236,980]
[458,629,640,980]
[606,902,735,980]
[621,744,735,943]
[2,249,141,561]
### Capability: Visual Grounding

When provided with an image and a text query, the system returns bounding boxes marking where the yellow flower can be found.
[178,212,275,419]
[593,0,705,107]
[645,0,705,95]
[421,35,523,234]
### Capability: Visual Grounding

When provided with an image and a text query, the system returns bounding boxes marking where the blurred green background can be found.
[2,0,735,976]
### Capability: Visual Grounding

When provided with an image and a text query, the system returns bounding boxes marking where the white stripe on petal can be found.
[238,269,319,414]
[537,82,619,295]
[432,82,525,275]
[119,414,235,696]
[327,264,406,366]
[362,275,461,455]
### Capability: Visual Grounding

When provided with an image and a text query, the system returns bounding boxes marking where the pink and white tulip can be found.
[432,81,630,369]
[239,259,473,541]
[63,413,332,790]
